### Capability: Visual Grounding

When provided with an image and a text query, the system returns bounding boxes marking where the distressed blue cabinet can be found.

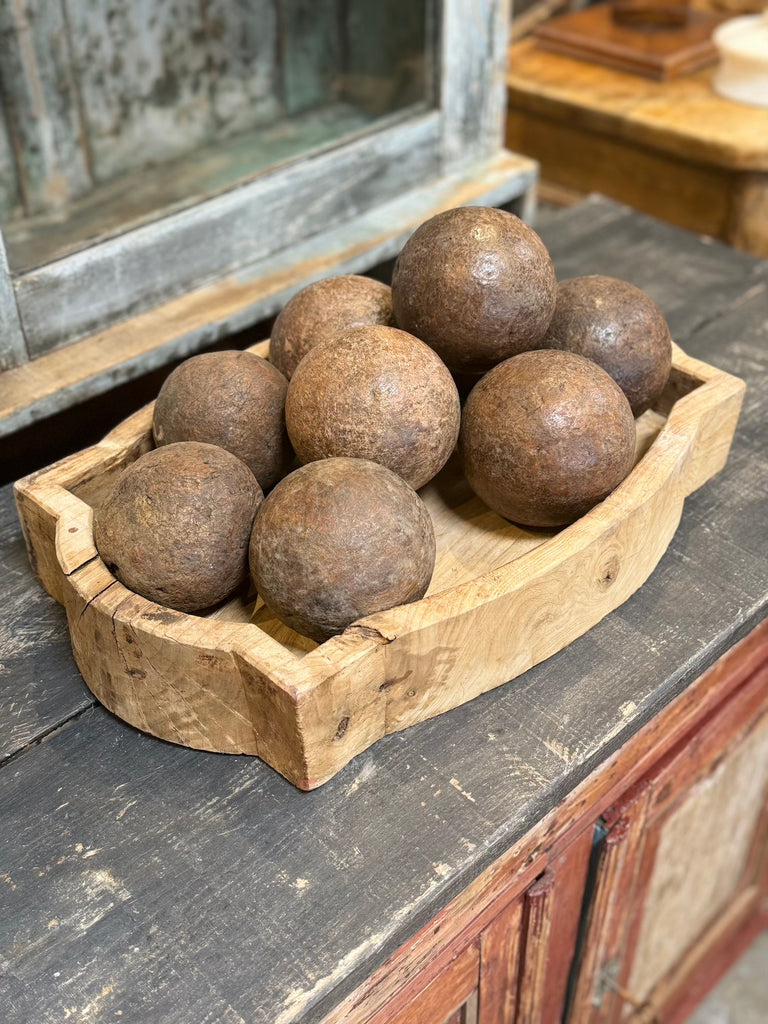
[0,0,537,435]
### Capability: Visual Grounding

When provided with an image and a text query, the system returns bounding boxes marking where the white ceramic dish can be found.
[713,11,768,108]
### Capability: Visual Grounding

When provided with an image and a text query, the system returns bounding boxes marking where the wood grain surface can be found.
[441,0,510,166]
[566,652,768,1022]
[2,199,768,1024]
[477,897,524,1024]
[368,941,479,1024]
[507,40,768,172]
[533,4,725,80]
[506,41,768,257]
[0,486,93,764]
[0,0,93,216]
[629,706,768,998]
[0,233,26,373]
[319,619,768,1024]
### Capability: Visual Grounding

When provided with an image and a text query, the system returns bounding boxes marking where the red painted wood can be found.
[478,897,524,1024]
[647,662,768,822]
[661,893,768,1024]
[517,869,556,1024]
[574,644,768,1023]
[568,785,654,1024]
[537,830,595,1024]
[372,941,479,1024]
[323,620,768,1024]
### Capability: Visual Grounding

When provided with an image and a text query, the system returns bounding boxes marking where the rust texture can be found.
[249,457,435,642]
[269,274,394,379]
[391,205,557,374]
[542,275,673,415]
[152,349,293,491]
[95,440,263,612]
[460,350,636,527]
[285,324,460,490]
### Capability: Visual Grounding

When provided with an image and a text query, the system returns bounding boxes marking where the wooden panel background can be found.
[628,706,768,1001]
[15,111,442,357]
[0,0,527,401]
[0,0,432,222]
[281,0,342,116]
[0,105,20,216]
[0,0,449,371]
[0,0,93,215]
[0,149,535,438]
[342,0,431,115]
[63,0,280,182]
[442,0,509,166]
[0,234,26,371]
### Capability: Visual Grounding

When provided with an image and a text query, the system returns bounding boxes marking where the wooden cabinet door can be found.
[515,831,594,1024]
[376,941,481,1024]
[323,823,594,1024]
[568,652,768,1024]
[476,827,593,1024]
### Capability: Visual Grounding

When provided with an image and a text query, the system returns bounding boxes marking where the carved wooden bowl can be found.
[15,341,744,789]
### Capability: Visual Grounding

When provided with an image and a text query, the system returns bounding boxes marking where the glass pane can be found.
[0,0,434,273]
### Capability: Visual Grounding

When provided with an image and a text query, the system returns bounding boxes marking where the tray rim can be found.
[14,341,745,788]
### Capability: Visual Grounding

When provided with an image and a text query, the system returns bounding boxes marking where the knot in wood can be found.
[597,554,621,589]
[334,717,350,741]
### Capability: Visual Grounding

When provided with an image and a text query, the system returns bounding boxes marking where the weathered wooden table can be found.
[2,199,768,1024]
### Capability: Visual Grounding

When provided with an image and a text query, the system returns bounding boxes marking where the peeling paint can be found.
[543,737,574,763]
[449,778,476,803]
[273,870,446,1024]
[345,759,376,797]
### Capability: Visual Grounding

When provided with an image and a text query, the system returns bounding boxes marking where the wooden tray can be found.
[533,3,726,80]
[14,342,744,789]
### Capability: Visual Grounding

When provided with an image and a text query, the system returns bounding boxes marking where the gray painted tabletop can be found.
[1,198,767,1024]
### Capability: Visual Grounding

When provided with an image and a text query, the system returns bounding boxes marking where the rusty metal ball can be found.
[460,350,636,527]
[269,275,394,379]
[391,206,557,374]
[249,458,436,642]
[541,275,672,416]
[285,324,461,490]
[95,442,263,612]
[153,350,292,491]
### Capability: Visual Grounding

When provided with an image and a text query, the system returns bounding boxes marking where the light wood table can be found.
[507,40,768,256]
